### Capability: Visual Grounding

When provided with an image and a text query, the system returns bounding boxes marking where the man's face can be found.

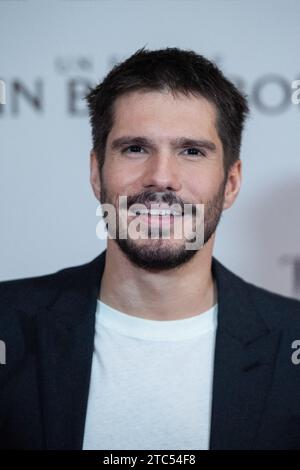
[91,89,240,270]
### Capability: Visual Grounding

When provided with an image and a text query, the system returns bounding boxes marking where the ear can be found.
[90,150,101,201]
[223,159,242,210]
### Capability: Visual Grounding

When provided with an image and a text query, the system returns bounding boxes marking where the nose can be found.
[141,152,182,193]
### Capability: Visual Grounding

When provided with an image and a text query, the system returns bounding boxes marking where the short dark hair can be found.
[85,47,249,174]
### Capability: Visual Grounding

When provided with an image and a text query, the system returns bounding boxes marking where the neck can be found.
[99,237,217,321]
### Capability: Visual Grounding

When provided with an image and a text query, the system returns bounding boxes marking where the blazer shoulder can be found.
[0,256,100,317]
[213,257,300,329]
[239,272,300,328]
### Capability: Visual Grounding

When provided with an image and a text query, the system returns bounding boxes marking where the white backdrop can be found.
[0,0,299,299]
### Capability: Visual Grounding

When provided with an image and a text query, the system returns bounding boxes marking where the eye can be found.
[122,145,146,154]
[182,148,206,158]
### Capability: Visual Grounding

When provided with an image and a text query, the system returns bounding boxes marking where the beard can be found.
[100,177,227,271]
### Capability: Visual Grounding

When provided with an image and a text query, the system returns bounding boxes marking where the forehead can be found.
[108,90,221,147]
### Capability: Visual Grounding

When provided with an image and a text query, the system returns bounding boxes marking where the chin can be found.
[115,237,199,271]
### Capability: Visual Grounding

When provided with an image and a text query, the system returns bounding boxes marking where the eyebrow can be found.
[110,136,217,153]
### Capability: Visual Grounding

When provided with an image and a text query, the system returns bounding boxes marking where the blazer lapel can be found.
[209,258,282,449]
[35,252,106,449]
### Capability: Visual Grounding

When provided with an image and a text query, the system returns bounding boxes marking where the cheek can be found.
[183,160,224,195]
[104,158,145,195]
[102,166,134,202]
[187,176,218,201]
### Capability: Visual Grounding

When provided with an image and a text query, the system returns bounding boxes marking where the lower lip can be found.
[135,214,181,226]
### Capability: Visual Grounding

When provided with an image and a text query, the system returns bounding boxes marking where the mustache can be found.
[125,190,199,215]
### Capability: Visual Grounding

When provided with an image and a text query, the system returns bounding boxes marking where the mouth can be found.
[128,204,183,218]
[129,209,183,217]
[127,206,185,230]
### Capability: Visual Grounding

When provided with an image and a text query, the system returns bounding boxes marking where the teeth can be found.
[132,209,182,216]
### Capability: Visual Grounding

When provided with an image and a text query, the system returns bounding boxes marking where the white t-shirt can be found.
[82,299,218,450]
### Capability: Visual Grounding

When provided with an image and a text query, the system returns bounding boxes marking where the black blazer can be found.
[0,250,300,450]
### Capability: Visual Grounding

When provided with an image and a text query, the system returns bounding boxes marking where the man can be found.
[0,47,300,450]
